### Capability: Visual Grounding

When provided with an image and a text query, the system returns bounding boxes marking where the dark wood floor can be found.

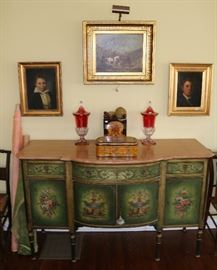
[1,229,217,270]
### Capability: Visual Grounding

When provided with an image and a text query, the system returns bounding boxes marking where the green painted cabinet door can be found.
[29,179,68,228]
[118,181,159,225]
[164,177,202,226]
[74,182,116,225]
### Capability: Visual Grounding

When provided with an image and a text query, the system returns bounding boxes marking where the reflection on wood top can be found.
[18,139,213,164]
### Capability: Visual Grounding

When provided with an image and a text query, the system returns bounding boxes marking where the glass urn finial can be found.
[73,103,90,145]
[141,102,158,145]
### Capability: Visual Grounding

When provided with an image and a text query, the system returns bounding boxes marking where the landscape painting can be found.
[95,33,143,73]
[83,21,156,84]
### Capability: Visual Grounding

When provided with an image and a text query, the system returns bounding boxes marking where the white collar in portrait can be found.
[34,88,50,94]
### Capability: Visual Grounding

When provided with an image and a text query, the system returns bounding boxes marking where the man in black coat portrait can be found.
[28,75,57,110]
[176,78,201,107]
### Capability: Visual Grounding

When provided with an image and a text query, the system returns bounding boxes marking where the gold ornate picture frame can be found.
[83,20,156,84]
[18,62,63,116]
[168,63,212,116]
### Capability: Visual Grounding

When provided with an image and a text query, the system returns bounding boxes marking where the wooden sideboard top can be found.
[18,139,213,164]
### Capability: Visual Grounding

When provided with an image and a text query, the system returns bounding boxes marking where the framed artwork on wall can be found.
[168,63,212,116]
[83,20,156,84]
[18,62,63,116]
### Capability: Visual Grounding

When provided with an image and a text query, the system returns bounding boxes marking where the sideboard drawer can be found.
[72,163,160,182]
[24,161,65,179]
[166,161,204,175]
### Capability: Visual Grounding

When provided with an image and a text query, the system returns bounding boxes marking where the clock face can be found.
[106,121,124,137]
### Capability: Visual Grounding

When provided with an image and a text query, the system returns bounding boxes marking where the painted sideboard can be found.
[18,139,213,261]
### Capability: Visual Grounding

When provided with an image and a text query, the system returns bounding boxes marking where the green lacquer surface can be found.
[74,182,116,225]
[29,180,67,227]
[27,163,64,176]
[164,177,202,225]
[167,162,204,174]
[118,182,158,224]
[73,163,160,181]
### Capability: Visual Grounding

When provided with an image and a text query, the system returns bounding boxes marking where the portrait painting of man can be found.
[26,68,57,110]
[176,72,203,107]
[168,63,212,116]
[18,62,63,116]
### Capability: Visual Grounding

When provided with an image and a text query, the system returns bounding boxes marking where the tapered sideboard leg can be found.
[195,228,203,258]
[29,230,37,260]
[155,230,162,261]
[70,233,77,262]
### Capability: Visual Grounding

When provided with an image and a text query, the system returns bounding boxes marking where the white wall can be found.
[0,0,216,150]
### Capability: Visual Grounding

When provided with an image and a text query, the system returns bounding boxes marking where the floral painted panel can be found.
[164,177,202,225]
[118,182,159,225]
[29,180,67,227]
[74,182,116,225]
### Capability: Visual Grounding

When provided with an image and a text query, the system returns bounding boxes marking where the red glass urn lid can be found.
[141,103,158,128]
[73,105,90,116]
[73,105,90,128]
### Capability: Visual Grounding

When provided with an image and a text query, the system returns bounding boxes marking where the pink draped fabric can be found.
[11,104,24,252]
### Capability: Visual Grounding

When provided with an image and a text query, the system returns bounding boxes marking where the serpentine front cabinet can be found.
[18,139,213,261]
